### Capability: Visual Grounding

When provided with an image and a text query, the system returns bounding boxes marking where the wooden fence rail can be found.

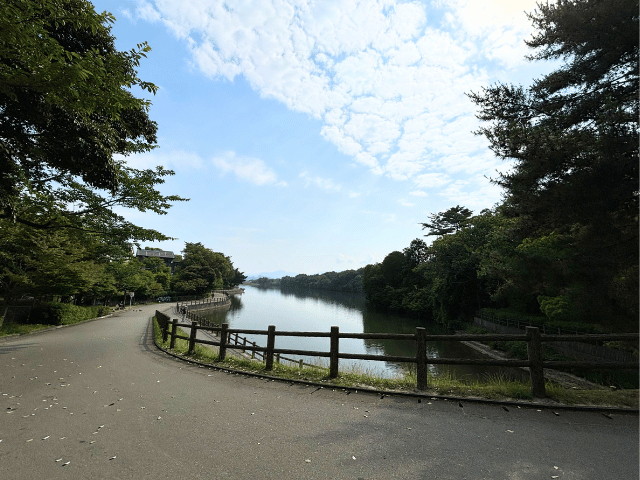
[159,310,321,369]
[176,296,230,312]
[154,311,638,398]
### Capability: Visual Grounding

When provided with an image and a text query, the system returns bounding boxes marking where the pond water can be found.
[198,285,528,382]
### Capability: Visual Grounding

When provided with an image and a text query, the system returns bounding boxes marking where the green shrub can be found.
[29,302,107,325]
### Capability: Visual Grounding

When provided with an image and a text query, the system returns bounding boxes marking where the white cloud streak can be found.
[299,171,342,192]
[212,151,286,186]
[123,149,204,170]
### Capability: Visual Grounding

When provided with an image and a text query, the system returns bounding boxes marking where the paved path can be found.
[1,305,637,479]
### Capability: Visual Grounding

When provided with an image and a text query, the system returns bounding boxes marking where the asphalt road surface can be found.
[1,305,637,479]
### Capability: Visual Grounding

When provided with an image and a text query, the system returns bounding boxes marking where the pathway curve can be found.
[1,305,637,479]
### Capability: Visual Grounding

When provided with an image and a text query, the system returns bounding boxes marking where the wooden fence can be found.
[161,310,322,369]
[476,310,598,335]
[474,316,638,364]
[176,296,230,312]
[154,311,638,398]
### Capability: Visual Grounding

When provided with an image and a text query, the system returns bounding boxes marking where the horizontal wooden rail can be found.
[155,312,638,398]
[338,353,415,363]
[271,348,331,358]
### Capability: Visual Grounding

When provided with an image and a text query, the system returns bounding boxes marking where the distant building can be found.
[135,249,178,273]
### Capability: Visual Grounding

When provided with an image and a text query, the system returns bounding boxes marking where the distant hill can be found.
[246,270,297,280]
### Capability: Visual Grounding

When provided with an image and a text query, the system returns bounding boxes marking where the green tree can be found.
[232,268,248,286]
[172,243,237,295]
[280,269,364,293]
[362,263,393,310]
[107,259,147,305]
[403,238,430,269]
[469,0,637,232]
[0,0,187,307]
[1,0,158,214]
[0,0,186,243]
[363,208,502,323]
[0,219,117,302]
[422,210,498,325]
[142,257,168,274]
[380,251,405,288]
[421,206,473,237]
[468,0,638,328]
[141,257,171,295]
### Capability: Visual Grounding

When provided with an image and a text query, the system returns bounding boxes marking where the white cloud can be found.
[136,0,536,198]
[413,173,451,189]
[135,0,162,23]
[437,175,504,212]
[299,171,341,192]
[123,149,204,170]
[212,151,286,186]
[440,0,540,68]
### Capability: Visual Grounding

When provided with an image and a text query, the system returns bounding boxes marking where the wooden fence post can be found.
[330,326,339,378]
[416,327,428,390]
[188,321,197,355]
[251,342,256,359]
[219,323,228,361]
[265,325,276,370]
[169,318,178,349]
[162,315,169,343]
[526,326,546,398]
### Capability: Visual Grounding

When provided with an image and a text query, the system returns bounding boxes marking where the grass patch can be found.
[153,318,638,408]
[1,304,112,337]
[1,306,112,337]
[0,322,53,336]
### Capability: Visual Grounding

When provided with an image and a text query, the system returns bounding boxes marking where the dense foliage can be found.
[364,0,638,332]
[364,209,500,327]
[29,302,111,326]
[280,270,364,293]
[248,270,364,294]
[1,0,164,219]
[0,1,197,311]
[172,242,245,295]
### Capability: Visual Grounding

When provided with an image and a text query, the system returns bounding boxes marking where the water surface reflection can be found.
[198,285,527,381]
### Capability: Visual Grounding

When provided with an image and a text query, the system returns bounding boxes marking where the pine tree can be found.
[468,0,638,327]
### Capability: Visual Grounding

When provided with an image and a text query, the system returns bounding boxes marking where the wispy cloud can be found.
[413,173,451,189]
[409,190,427,197]
[212,151,286,186]
[437,175,504,211]
[299,171,341,192]
[123,149,204,170]
[133,0,538,185]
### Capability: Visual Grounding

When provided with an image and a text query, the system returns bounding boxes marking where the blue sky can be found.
[92,0,550,276]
